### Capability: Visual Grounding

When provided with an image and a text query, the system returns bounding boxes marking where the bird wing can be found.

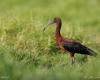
[63,42,85,53]
[63,42,97,56]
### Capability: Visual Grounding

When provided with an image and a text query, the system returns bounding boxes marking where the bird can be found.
[43,17,97,64]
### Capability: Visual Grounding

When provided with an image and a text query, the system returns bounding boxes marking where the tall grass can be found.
[0,0,100,80]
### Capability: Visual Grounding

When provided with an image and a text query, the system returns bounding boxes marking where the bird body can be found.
[44,17,97,64]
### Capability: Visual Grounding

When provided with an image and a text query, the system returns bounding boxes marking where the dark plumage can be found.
[43,17,97,64]
[63,41,96,56]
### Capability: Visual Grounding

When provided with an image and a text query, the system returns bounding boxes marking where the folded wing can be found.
[63,42,97,56]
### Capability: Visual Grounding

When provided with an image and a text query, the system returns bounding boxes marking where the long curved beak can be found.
[43,19,54,31]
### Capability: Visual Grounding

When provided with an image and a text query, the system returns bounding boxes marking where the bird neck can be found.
[55,21,62,40]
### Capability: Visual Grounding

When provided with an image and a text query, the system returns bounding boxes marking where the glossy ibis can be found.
[43,17,97,64]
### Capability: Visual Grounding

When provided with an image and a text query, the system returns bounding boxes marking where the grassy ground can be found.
[0,0,100,80]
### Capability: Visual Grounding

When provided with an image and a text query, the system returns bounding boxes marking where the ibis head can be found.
[43,17,61,31]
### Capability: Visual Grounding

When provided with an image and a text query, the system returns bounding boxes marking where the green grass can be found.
[0,0,100,80]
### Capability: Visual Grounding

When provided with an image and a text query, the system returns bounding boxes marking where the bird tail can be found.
[87,48,97,57]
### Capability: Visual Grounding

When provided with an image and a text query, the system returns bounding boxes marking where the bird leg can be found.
[70,53,75,65]
[72,57,75,64]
